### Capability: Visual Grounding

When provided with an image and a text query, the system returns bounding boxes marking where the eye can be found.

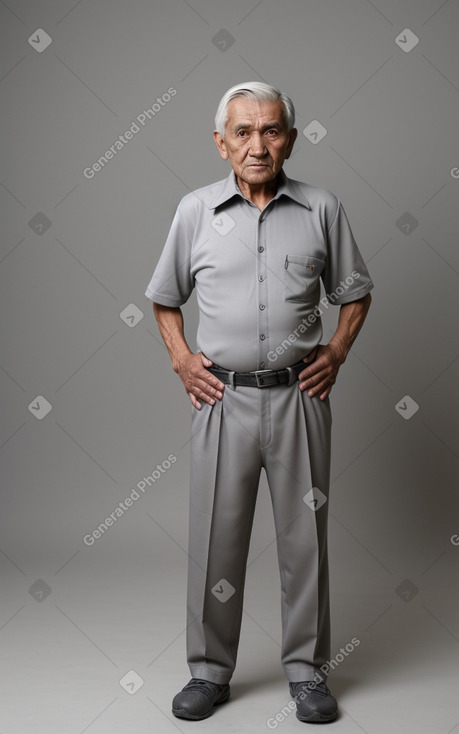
[237,130,247,137]
[266,129,278,136]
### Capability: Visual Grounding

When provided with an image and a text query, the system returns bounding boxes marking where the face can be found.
[213,97,297,187]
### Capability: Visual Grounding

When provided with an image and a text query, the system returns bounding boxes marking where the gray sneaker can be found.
[289,680,338,723]
[172,678,231,720]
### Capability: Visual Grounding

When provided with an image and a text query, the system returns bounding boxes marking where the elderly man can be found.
[145,81,373,724]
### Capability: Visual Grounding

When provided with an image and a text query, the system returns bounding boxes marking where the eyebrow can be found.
[233,121,283,133]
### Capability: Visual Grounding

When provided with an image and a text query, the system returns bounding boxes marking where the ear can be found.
[284,128,298,159]
[213,130,229,160]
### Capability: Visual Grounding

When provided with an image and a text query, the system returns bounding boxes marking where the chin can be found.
[245,168,274,179]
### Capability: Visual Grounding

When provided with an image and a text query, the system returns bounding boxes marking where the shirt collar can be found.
[207,168,312,210]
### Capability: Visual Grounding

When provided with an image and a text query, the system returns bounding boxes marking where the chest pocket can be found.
[284,255,326,303]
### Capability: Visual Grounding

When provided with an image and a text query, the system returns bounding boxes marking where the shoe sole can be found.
[172,689,230,720]
[296,710,337,723]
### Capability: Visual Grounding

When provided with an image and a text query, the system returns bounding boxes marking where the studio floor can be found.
[2,528,458,734]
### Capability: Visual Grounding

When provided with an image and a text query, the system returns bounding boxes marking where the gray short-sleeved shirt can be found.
[145,168,374,372]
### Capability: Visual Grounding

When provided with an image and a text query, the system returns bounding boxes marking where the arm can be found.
[152,302,225,410]
[298,292,372,400]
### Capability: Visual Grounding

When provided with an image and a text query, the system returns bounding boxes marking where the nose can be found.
[249,132,267,157]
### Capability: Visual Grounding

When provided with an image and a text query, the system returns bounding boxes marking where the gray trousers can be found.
[185,379,332,684]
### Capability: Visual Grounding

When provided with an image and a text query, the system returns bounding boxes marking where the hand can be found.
[298,344,345,400]
[176,351,225,410]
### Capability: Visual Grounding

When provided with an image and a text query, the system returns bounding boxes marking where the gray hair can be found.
[214,81,296,137]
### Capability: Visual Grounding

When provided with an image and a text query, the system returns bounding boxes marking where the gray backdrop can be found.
[1,1,459,732]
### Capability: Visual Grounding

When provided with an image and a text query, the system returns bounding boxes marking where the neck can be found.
[236,172,280,210]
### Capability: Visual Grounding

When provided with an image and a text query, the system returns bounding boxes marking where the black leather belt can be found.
[207,356,316,389]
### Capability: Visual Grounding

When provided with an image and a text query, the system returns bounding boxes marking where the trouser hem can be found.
[189,665,233,685]
[285,667,328,684]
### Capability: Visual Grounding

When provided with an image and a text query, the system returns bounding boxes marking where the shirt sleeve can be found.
[144,200,194,306]
[322,198,374,306]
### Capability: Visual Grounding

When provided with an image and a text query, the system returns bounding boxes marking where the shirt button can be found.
[258,275,264,282]
[259,304,265,310]
[260,334,266,340]
[258,245,264,253]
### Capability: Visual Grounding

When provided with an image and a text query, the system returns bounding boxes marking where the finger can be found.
[199,394,216,405]
[189,393,201,409]
[189,384,219,405]
[298,363,321,382]
[200,352,213,367]
[308,377,335,397]
[192,378,223,400]
[314,381,333,400]
[302,347,320,365]
[204,373,225,392]
[300,374,331,396]
[194,373,224,395]
[298,356,329,382]
[298,365,328,389]
[190,360,224,391]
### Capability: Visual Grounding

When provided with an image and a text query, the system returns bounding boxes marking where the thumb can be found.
[200,351,213,367]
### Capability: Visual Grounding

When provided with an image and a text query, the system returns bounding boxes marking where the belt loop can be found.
[286,366,296,386]
[227,370,236,390]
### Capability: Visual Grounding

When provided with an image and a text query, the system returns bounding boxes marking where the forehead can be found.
[226,97,286,128]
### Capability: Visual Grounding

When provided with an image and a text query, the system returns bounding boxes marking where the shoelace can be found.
[290,681,330,699]
[184,678,225,700]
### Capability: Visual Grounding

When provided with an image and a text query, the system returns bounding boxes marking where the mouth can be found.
[248,163,268,169]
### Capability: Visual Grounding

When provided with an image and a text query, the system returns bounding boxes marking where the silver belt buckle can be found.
[253,369,272,388]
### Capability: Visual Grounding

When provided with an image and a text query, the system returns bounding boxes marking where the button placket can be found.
[256,210,269,369]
